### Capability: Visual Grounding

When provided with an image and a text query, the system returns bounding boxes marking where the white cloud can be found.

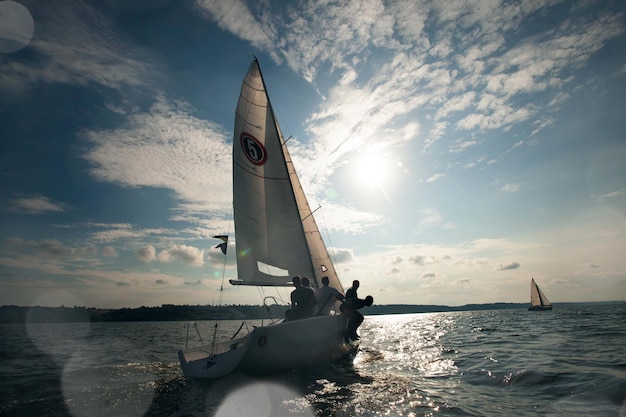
[91,227,142,242]
[328,247,354,264]
[101,246,118,257]
[449,139,478,153]
[82,95,232,219]
[191,0,625,228]
[157,244,205,267]
[194,0,276,59]
[4,237,99,259]
[137,245,156,263]
[435,91,477,120]
[409,255,439,266]
[294,2,621,151]
[88,224,174,244]
[426,173,445,183]
[495,261,521,271]
[500,183,520,192]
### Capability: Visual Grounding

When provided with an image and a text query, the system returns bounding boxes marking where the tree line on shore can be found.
[0,302,530,324]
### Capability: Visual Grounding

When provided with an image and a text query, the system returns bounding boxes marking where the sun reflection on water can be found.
[361,313,458,378]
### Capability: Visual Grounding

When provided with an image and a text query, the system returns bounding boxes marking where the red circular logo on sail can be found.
[240,132,267,166]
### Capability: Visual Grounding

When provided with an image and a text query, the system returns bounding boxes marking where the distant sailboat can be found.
[528,277,552,311]
[177,58,357,378]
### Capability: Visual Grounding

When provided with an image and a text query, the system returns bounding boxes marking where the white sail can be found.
[530,278,552,309]
[231,60,344,294]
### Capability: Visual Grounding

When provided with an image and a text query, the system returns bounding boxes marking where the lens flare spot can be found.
[215,381,314,417]
[0,1,34,53]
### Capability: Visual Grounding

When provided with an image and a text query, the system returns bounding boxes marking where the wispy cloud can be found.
[194,0,277,61]
[311,202,388,234]
[500,183,521,192]
[0,1,160,97]
[196,0,625,175]
[5,237,97,259]
[7,0,619,248]
[82,96,232,220]
[7,195,68,214]
[592,190,624,201]
[495,261,521,271]
[87,223,175,244]
[101,246,118,257]
[426,173,445,183]
[417,208,455,231]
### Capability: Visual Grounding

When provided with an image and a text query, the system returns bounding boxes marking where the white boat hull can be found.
[178,315,357,378]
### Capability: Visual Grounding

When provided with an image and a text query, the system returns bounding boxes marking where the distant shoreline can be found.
[0,301,622,324]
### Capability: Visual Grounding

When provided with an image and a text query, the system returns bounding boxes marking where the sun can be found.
[351,151,390,187]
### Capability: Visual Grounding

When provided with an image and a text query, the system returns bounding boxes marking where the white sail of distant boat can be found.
[177,58,357,378]
[528,277,552,311]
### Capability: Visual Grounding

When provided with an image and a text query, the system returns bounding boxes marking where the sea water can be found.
[1,304,624,416]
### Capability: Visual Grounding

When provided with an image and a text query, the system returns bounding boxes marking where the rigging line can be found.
[301,204,322,222]
[273,286,287,304]
[319,205,338,267]
[256,285,266,301]
[210,220,232,356]
[254,58,289,136]
[272,96,295,141]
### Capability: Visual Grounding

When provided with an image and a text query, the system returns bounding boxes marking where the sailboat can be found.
[177,59,357,378]
[528,277,552,311]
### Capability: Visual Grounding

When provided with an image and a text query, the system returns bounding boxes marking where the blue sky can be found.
[1,0,625,308]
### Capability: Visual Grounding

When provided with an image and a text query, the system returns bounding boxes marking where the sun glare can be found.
[351,152,389,187]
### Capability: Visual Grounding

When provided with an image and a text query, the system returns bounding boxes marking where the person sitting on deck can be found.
[316,276,345,315]
[286,276,317,320]
[301,276,319,315]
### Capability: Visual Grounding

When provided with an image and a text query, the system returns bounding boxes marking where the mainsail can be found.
[230,59,344,295]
